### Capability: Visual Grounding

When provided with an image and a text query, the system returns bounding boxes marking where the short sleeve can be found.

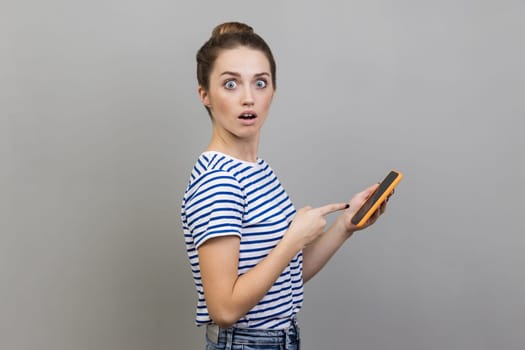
[183,170,245,248]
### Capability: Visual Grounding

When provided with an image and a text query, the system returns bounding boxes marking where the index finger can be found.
[316,202,349,216]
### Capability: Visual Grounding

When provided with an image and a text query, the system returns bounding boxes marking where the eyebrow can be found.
[219,71,271,78]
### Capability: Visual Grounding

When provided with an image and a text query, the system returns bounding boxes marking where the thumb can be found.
[363,183,380,198]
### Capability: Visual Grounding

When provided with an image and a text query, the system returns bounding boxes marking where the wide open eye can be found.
[224,80,237,89]
[255,79,267,89]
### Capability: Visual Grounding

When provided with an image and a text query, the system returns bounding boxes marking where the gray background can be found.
[2,0,524,349]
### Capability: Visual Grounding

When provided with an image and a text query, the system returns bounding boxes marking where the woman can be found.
[181,21,390,349]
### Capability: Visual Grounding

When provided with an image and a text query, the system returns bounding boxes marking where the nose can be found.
[242,86,254,106]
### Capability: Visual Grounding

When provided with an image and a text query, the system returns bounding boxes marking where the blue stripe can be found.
[187,206,243,229]
[225,161,242,173]
[232,165,253,178]
[186,169,238,194]
[248,298,293,316]
[186,176,243,203]
[208,153,218,166]
[194,229,240,244]
[249,304,293,323]
[239,245,278,254]
[219,159,234,170]
[185,188,244,213]
[258,290,293,306]
[239,235,281,245]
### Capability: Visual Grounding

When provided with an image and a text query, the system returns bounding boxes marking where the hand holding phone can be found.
[351,170,403,227]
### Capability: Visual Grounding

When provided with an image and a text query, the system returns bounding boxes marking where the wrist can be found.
[279,231,304,255]
[335,214,356,237]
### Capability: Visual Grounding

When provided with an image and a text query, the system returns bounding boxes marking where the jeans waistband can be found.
[206,318,300,346]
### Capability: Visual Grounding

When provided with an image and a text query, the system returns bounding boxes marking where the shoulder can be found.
[183,152,247,203]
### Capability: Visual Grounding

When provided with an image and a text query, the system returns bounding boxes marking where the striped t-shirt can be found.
[181,151,303,330]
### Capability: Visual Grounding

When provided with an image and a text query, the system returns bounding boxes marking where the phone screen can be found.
[351,171,401,226]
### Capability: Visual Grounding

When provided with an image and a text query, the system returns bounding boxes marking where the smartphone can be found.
[351,170,403,227]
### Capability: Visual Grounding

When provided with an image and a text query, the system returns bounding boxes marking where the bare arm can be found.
[198,202,347,328]
[198,234,300,328]
[302,183,390,283]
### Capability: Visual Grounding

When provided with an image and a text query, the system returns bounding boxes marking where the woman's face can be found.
[199,46,275,141]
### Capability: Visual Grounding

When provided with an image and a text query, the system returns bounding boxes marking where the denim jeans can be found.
[205,318,300,350]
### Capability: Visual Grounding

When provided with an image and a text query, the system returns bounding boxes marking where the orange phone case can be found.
[351,170,403,227]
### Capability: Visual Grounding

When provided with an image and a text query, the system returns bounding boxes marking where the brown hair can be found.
[196,22,277,91]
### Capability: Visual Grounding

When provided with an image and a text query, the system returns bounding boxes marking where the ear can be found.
[198,86,210,107]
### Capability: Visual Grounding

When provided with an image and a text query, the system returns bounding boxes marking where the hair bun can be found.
[211,22,254,38]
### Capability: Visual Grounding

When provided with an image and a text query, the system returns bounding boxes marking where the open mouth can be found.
[238,113,257,120]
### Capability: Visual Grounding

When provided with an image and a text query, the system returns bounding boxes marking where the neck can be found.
[207,131,260,163]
